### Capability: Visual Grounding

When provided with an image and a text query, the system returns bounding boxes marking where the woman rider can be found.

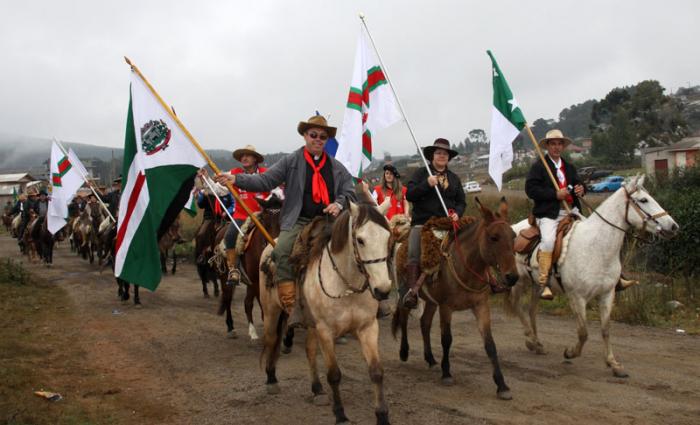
[401,138,465,309]
[373,164,409,220]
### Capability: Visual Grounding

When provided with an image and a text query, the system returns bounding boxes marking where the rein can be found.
[578,187,669,244]
[317,221,389,299]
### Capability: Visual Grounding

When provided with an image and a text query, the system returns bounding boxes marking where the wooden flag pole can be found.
[124,57,276,246]
[358,14,450,218]
[523,125,571,213]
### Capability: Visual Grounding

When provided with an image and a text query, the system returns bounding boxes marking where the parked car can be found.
[463,181,482,193]
[589,169,612,181]
[590,175,625,192]
[578,166,597,183]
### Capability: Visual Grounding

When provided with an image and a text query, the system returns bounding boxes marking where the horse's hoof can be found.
[440,376,454,386]
[497,390,513,400]
[133,303,143,309]
[228,329,238,339]
[266,383,280,395]
[563,348,575,359]
[525,340,537,352]
[203,293,210,298]
[312,394,329,406]
[426,358,437,368]
[612,368,629,378]
[281,345,292,354]
[399,348,409,362]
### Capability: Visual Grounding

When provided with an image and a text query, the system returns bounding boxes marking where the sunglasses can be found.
[308,131,328,141]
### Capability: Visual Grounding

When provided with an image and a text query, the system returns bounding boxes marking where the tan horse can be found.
[259,202,393,425]
[392,199,519,400]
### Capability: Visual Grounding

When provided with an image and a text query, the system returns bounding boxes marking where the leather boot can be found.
[537,251,554,300]
[277,280,305,328]
[226,249,240,286]
[616,274,639,292]
[401,261,424,309]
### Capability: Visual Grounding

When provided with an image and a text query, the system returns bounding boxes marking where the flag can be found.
[183,187,197,217]
[336,27,402,177]
[47,141,86,234]
[115,71,206,290]
[324,136,339,157]
[487,50,526,191]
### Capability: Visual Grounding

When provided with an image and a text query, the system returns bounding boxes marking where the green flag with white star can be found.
[487,50,526,190]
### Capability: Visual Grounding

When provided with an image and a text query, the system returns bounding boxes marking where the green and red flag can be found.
[115,71,206,290]
[47,141,86,234]
[336,26,402,178]
[487,50,526,191]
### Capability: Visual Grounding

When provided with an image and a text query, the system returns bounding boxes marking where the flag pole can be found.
[522,126,571,213]
[358,14,450,217]
[54,138,117,222]
[200,176,245,234]
[124,57,275,246]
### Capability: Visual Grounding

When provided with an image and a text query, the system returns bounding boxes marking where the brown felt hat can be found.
[232,144,264,163]
[423,138,458,161]
[539,129,573,149]
[297,115,337,139]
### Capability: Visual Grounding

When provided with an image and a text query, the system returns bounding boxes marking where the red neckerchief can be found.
[552,159,573,205]
[303,149,330,206]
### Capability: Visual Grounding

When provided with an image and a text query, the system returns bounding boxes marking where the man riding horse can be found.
[401,138,466,309]
[214,115,356,327]
[526,129,638,298]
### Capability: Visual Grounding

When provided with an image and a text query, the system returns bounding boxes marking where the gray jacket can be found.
[235,147,356,230]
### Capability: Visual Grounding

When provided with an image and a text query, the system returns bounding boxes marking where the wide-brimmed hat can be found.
[539,129,573,149]
[113,176,122,184]
[27,187,39,196]
[423,138,458,161]
[232,144,264,163]
[383,164,400,179]
[297,115,337,139]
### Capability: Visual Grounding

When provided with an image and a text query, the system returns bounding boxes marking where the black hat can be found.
[382,164,400,179]
[39,189,48,196]
[423,138,458,161]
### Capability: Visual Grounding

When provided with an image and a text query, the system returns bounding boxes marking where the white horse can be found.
[505,175,678,377]
[259,202,393,425]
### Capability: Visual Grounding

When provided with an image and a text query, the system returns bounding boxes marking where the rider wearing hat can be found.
[525,129,585,299]
[401,138,466,309]
[373,164,408,220]
[214,115,355,326]
[104,176,122,217]
[223,145,269,286]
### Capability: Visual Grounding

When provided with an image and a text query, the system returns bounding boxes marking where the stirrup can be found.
[540,285,554,300]
[402,289,418,309]
[287,306,306,329]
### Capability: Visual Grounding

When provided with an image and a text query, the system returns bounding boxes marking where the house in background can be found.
[642,136,699,178]
[0,173,37,206]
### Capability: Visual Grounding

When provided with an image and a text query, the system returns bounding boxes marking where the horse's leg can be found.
[202,270,211,298]
[244,285,258,341]
[317,326,349,423]
[421,301,438,367]
[564,295,588,360]
[282,327,295,354]
[356,319,389,425]
[171,250,177,275]
[473,300,512,400]
[134,285,141,305]
[262,305,285,394]
[160,250,167,273]
[439,305,454,385]
[305,327,327,405]
[213,277,220,297]
[527,281,546,354]
[599,290,628,378]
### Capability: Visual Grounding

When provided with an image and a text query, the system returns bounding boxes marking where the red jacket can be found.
[231,167,269,220]
[374,185,407,220]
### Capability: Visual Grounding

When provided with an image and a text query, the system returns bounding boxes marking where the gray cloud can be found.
[0,0,698,156]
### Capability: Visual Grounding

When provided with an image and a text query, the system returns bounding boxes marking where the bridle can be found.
[318,220,389,299]
[580,185,669,243]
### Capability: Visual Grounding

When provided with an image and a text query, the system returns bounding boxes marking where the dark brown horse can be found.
[159,217,182,275]
[194,215,222,299]
[218,195,282,339]
[392,198,519,400]
[34,216,65,266]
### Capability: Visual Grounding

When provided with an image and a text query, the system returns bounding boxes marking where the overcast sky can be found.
[1,0,698,156]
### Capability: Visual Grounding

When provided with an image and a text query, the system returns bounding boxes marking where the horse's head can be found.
[474,197,519,287]
[256,195,283,236]
[623,174,679,239]
[331,202,393,300]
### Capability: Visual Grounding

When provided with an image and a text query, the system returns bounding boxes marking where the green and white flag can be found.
[115,71,206,290]
[47,141,86,234]
[336,26,402,178]
[487,50,526,191]
[183,187,198,217]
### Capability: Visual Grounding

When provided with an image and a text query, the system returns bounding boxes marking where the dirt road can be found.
[2,235,698,424]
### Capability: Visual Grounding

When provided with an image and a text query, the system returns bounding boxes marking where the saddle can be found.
[395,216,477,276]
[234,212,262,254]
[514,214,580,265]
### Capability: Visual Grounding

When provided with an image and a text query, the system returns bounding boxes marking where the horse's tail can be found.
[259,311,286,370]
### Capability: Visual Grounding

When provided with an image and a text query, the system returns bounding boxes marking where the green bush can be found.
[0,259,29,286]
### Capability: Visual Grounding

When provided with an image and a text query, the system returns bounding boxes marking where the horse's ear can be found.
[475,197,495,222]
[498,196,509,221]
[637,174,646,188]
[349,201,359,218]
[626,174,639,192]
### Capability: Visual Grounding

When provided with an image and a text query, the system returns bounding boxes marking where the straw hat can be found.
[423,138,458,161]
[232,144,264,163]
[297,115,337,139]
[538,129,573,149]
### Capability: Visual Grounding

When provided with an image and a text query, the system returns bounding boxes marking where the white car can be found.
[463,181,481,193]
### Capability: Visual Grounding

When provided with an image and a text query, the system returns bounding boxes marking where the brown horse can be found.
[34,216,64,266]
[391,198,519,400]
[159,216,182,274]
[217,195,282,340]
[22,211,40,261]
